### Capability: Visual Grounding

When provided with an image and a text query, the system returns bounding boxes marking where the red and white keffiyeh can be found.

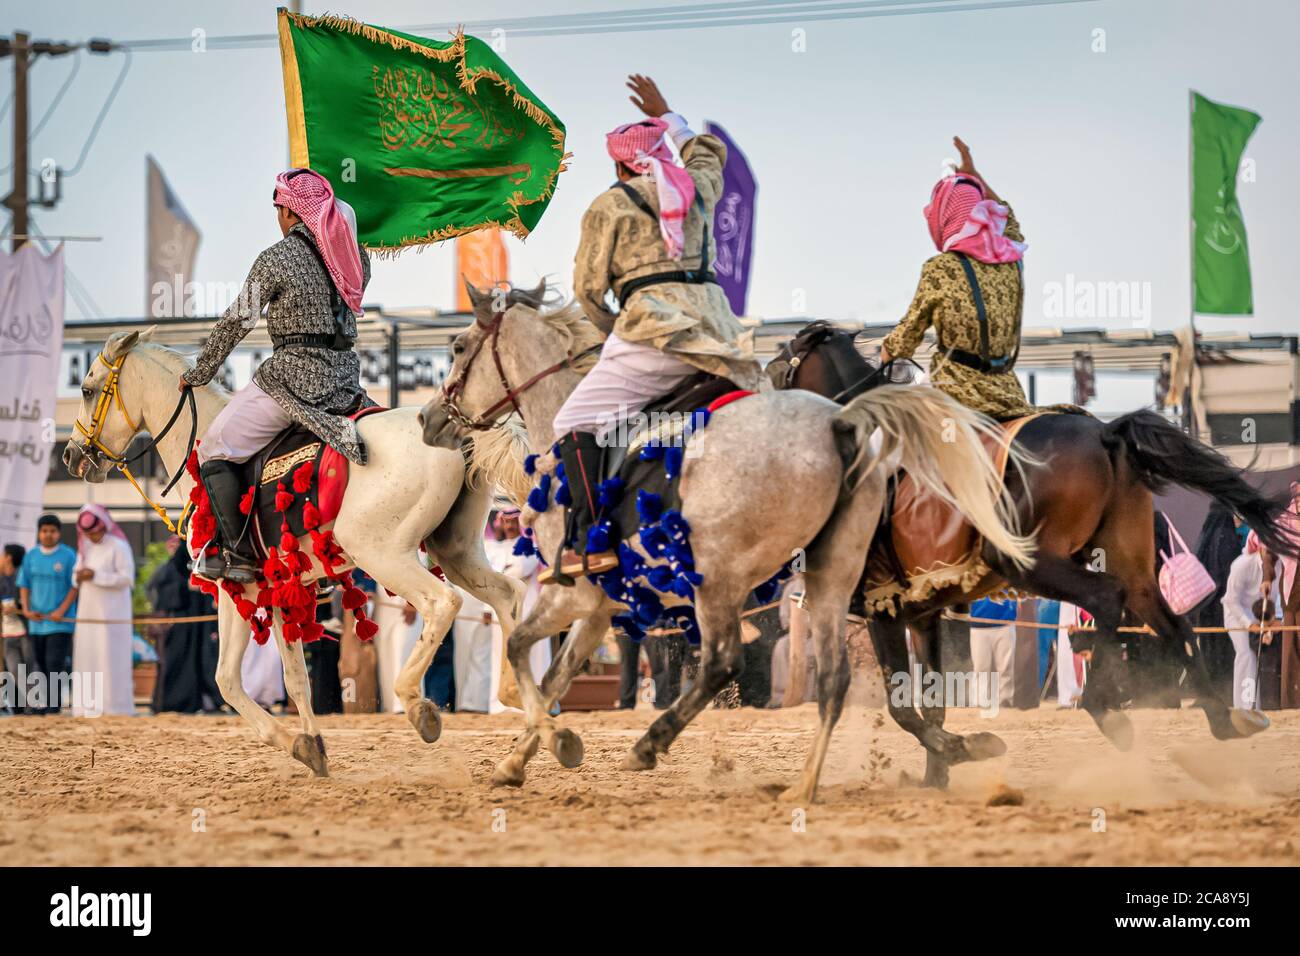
[76,503,129,559]
[606,118,695,258]
[924,173,1025,265]
[274,169,365,314]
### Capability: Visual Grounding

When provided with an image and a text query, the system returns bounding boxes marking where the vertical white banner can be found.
[0,243,65,549]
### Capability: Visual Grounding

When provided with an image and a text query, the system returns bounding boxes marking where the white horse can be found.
[420,287,1036,803]
[64,328,532,775]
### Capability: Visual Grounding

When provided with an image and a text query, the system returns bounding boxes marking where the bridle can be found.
[439,310,601,431]
[72,350,199,533]
[779,321,924,402]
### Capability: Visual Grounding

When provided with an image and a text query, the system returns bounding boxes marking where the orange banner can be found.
[455,229,509,311]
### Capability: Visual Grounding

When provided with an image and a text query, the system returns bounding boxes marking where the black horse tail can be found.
[1102,409,1296,557]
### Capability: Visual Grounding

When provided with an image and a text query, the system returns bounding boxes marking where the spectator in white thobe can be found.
[371,568,423,714]
[70,505,136,717]
[1222,530,1283,711]
[454,510,544,713]
[1056,601,1087,708]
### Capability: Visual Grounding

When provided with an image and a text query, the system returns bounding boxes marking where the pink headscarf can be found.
[606,118,696,258]
[924,174,1025,265]
[274,169,365,315]
[76,504,129,558]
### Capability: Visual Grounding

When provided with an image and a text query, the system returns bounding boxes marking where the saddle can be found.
[238,404,385,559]
[595,372,747,543]
[858,413,1042,614]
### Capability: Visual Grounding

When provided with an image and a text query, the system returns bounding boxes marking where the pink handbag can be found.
[1158,514,1217,615]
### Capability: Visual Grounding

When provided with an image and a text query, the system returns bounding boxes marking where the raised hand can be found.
[953,136,977,176]
[627,74,671,118]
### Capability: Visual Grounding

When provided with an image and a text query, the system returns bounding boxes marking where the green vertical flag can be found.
[277,9,568,250]
[1191,91,1260,314]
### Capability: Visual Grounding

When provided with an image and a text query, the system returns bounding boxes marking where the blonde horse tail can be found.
[833,385,1037,570]
[464,416,534,508]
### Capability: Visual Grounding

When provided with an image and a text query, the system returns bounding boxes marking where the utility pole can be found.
[8,31,29,251]
[1,33,114,253]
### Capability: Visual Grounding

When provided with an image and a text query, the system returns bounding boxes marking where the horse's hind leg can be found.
[781,481,880,804]
[623,589,745,772]
[213,591,301,764]
[866,614,938,778]
[908,613,1006,790]
[987,547,1133,750]
[273,618,328,777]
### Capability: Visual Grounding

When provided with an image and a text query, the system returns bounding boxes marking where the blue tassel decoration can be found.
[555,479,572,507]
[512,534,537,557]
[586,520,613,554]
[639,443,664,462]
[596,477,624,509]
[526,473,551,513]
[635,489,662,523]
[523,454,538,476]
[663,446,684,481]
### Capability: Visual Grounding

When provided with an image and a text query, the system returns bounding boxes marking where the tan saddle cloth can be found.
[861,413,1042,614]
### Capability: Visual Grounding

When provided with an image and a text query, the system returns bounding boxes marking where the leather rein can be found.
[72,351,199,533]
[440,310,601,431]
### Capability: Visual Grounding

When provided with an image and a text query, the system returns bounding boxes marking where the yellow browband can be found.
[73,352,193,535]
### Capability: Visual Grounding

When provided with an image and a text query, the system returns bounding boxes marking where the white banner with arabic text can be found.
[0,243,64,549]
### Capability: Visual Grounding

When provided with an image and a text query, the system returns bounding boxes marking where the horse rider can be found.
[179,168,373,583]
[543,74,764,585]
[879,137,1034,422]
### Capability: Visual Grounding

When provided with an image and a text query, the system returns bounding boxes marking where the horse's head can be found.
[769,320,921,401]
[63,327,155,483]
[419,279,600,448]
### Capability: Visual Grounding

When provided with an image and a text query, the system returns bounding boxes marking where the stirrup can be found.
[539,549,619,586]
[221,550,259,584]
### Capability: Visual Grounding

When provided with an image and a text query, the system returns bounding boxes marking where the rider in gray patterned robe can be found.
[183,171,373,581]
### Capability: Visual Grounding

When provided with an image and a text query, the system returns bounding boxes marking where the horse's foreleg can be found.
[273,617,328,777]
[624,593,745,772]
[213,592,298,760]
[490,593,586,787]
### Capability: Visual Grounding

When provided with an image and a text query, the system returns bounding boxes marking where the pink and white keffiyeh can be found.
[274,169,365,314]
[76,503,129,559]
[606,118,695,258]
[924,174,1026,265]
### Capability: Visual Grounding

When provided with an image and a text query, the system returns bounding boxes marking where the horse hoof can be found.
[778,784,815,805]
[407,698,443,745]
[292,733,329,777]
[1229,708,1270,738]
[620,746,657,772]
[922,753,951,790]
[962,732,1007,761]
[490,761,526,788]
[1098,711,1134,752]
[549,728,584,769]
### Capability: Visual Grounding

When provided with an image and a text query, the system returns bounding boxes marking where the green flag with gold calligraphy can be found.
[277,9,568,250]
[1191,91,1260,315]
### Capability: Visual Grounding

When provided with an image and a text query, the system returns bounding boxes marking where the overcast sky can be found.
[4,0,1297,407]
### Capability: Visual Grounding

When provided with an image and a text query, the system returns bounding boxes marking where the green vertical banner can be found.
[1191,91,1260,314]
[277,9,568,251]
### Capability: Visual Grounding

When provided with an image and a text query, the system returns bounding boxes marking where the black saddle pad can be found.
[597,373,742,545]
[245,424,328,558]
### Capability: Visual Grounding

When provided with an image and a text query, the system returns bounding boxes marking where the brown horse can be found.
[771,320,1295,787]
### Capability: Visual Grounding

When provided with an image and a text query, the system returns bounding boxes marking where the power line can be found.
[112,0,1098,51]
[31,50,81,142]
[63,47,131,177]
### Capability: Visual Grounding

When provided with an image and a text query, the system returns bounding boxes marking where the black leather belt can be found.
[946,347,1015,373]
[272,333,352,351]
[617,270,718,309]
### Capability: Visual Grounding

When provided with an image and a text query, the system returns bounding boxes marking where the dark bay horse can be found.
[772,320,1296,787]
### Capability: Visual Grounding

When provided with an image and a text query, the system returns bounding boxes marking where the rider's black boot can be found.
[539,430,619,586]
[195,459,259,585]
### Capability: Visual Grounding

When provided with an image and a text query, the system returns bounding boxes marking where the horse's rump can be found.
[862,412,1041,613]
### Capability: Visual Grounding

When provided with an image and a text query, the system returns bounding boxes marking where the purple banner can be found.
[704,121,756,316]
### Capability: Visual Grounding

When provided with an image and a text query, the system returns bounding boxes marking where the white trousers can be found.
[1228,628,1259,710]
[970,624,1016,706]
[197,381,292,464]
[552,333,697,436]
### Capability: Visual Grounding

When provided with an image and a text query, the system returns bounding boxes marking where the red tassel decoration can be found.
[282,621,302,643]
[238,485,256,515]
[301,620,325,644]
[355,618,378,641]
[292,459,314,494]
[274,482,294,512]
[342,586,367,611]
[302,499,321,530]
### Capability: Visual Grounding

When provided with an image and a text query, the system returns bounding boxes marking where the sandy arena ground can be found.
[2,703,1298,866]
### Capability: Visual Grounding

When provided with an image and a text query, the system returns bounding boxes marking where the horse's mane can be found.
[531,299,604,375]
